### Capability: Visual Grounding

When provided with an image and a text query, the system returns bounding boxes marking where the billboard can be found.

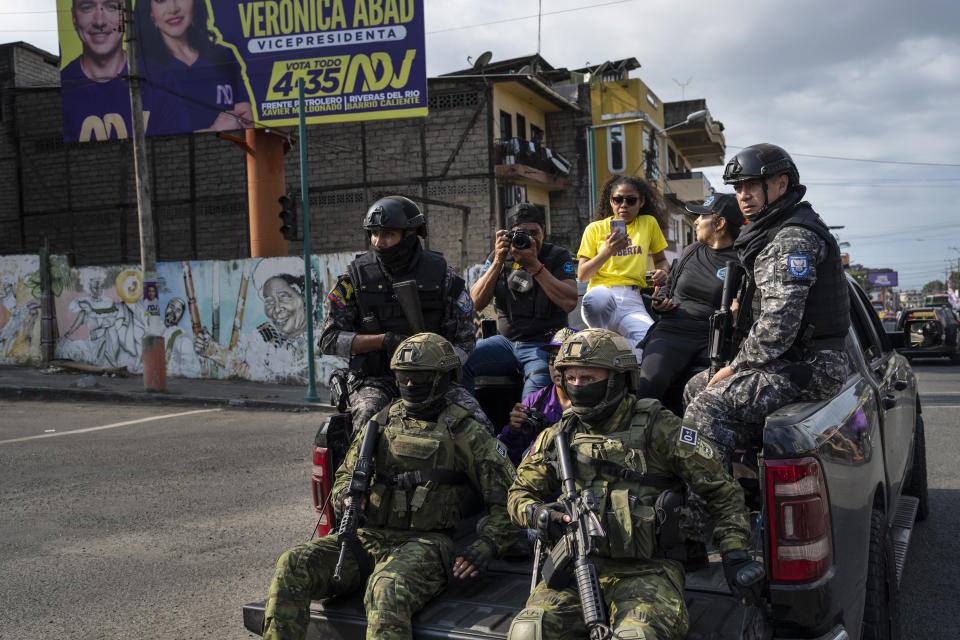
[867,271,898,288]
[56,0,427,143]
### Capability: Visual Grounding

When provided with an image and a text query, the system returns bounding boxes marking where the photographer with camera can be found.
[496,327,577,464]
[463,203,578,398]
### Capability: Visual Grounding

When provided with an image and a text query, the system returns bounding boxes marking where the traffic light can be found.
[278,195,298,240]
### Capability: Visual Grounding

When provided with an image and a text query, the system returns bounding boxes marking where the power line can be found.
[727,144,960,168]
[425,0,635,34]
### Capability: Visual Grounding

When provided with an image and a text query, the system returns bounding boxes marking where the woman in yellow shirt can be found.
[577,174,671,358]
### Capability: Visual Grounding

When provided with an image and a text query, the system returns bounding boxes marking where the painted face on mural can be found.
[150,0,194,41]
[164,298,185,327]
[263,277,306,338]
[89,278,105,300]
[72,0,124,62]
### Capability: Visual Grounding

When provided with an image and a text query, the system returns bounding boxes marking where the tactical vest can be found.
[362,402,472,532]
[347,250,454,377]
[550,398,680,561]
[494,243,571,343]
[741,204,850,354]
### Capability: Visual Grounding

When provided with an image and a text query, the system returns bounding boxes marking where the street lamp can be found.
[664,109,708,133]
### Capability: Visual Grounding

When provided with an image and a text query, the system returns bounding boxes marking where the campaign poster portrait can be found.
[56,0,428,143]
[867,271,898,288]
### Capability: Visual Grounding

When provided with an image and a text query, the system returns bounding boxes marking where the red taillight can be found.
[764,457,833,583]
[312,446,334,537]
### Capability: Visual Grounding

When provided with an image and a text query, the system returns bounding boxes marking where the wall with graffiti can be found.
[0,253,356,384]
[0,255,45,364]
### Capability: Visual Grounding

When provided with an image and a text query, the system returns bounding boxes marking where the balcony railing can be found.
[495,137,571,176]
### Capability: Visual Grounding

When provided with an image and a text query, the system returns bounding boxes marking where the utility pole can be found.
[122,1,165,392]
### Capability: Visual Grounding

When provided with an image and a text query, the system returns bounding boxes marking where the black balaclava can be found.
[375,233,422,276]
[399,372,451,420]
[564,372,626,428]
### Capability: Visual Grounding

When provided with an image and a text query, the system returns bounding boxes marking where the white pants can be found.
[581,285,654,361]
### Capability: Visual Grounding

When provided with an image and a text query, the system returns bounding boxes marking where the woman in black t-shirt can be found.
[635,193,744,413]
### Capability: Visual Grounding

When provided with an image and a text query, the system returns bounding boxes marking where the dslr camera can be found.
[517,407,549,435]
[505,229,533,250]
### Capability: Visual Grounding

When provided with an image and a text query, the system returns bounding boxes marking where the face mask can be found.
[565,379,608,410]
[399,380,434,405]
[398,372,451,418]
[565,375,626,426]
[375,233,420,274]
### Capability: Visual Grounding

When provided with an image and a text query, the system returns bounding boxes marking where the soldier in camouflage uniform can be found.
[262,333,519,640]
[506,329,756,640]
[683,144,850,464]
[319,196,495,434]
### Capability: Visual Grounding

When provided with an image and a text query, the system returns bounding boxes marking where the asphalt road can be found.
[0,401,325,640]
[900,360,960,640]
[0,360,958,640]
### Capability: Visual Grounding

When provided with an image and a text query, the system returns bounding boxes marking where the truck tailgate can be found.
[243,562,765,639]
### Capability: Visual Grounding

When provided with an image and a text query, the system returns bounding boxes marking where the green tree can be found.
[922,280,945,295]
[847,269,871,294]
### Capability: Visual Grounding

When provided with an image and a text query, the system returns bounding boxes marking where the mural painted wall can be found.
[47,253,355,384]
[0,255,46,364]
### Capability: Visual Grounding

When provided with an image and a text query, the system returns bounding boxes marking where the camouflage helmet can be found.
[553,328,639,390]
[390,332,462,382]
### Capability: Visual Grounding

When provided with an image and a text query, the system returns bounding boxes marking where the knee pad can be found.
[508,607,544,640]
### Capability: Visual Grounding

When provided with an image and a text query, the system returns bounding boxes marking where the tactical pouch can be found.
[605,489,657,560]
[541,534,574,590]
[363,483,388,528]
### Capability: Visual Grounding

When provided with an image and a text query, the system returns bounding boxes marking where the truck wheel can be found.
[950,351,960,365]
[861,509,901,640]
[904,414,929,521]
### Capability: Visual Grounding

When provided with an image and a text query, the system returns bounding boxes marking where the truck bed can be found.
[242,556,767,639]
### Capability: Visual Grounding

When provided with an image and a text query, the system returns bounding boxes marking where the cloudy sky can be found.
[4,0,959,290]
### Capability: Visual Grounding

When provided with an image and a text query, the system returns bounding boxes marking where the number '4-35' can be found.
[271,69,340,97]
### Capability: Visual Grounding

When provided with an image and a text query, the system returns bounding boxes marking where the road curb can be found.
[0,384,333,413]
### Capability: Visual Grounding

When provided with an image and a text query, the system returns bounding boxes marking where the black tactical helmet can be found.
[723,144,800,188]
[362,196,426,237]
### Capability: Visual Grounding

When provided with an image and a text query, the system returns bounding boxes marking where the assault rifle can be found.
[333,417,380,581]
[552,431,611,640]
[708,261,744,377]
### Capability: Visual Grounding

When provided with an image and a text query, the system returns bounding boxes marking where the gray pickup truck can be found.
[243,276,926,640]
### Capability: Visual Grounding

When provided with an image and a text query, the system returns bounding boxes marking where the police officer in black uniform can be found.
[683,144,850,463]
[320,195,494,434]
[462,203,578,398]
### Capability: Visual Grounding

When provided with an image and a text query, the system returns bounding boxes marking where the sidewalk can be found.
[0,362,334,412]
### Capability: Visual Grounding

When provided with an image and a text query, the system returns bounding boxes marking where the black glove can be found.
[453,540,493,580]
[381,331,409,357]
[722,550,765,606]
[525,503,567,541]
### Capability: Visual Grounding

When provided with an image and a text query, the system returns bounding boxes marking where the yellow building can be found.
[577,59,726,259]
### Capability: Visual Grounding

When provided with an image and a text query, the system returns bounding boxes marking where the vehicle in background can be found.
[923,293,950,307]
[891,306,960,364]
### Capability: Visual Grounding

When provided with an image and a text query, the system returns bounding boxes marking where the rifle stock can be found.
[708,261,744,378]
[392,280,425,334]
[333,417,380,580]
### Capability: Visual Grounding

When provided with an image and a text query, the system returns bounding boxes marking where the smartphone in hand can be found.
[610,218,627,238]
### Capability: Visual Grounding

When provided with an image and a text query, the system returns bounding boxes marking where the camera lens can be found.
[511,231,531,250]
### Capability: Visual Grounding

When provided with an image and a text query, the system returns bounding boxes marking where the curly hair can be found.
[593,174,669,230]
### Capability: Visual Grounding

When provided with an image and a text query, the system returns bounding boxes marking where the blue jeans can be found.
[462,335,552,398]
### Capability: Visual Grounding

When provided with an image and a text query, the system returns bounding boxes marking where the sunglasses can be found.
[610,195,640,206]
[395,371,435,386]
